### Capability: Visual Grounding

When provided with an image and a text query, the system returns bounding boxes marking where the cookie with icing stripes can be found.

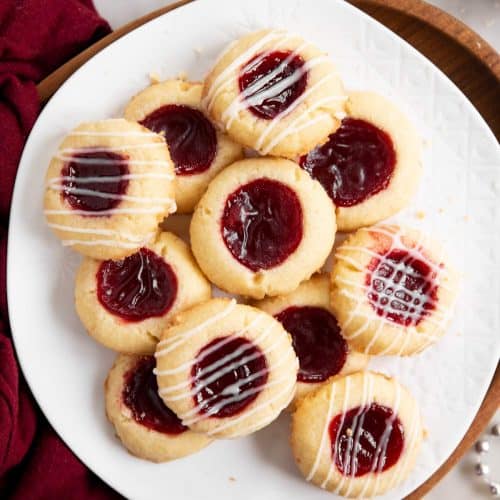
[44,118,176,260]
[190,157,336,299]
[299,91,422,231]
[105,354,212,462]
[254,274,369,403]
[202,29,346,158]
[331,224,459,356]
[154,298,298,438]
[124,79,243,213]
[75,230,211,354]
[290,371,423,498]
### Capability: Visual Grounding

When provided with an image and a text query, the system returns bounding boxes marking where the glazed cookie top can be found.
[331,224,459,356]
[202,29,346,158]
[124,80,243,213]
[300,91,421,231]
[44,119,176,260]
[154,298,298,438]
[190,158,336,298]
[290,371,423,498]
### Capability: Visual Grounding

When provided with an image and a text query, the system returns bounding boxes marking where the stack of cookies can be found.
[43,29,459,498]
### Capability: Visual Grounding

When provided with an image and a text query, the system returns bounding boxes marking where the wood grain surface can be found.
[35,1,500,497]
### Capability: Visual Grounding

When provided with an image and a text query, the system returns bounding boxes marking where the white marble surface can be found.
[92,1,499,498]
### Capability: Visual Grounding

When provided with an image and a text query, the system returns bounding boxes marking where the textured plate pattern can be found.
[7,0,500,499]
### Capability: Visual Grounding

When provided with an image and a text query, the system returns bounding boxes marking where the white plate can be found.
[8,0,500,498]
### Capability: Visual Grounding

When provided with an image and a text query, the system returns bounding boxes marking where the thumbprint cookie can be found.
[202,29,346,158]
[300,92,422,231]
[44,119,176,260]
[255,274,369,403]
[190,158,336,299]
[291,371,423,498]
[124,79,243,213]
[154,298,298,438]
[75,231,211,354]
[331,225,459,356]
[105,354,212,462]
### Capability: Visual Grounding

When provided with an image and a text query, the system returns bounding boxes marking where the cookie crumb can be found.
[463,215,470,222]
[346,428,353,437]
[438,208,445,214]
[229,476,236,482]
[415,210,426,220]
[149,71,161,84]
[423,428,429,439]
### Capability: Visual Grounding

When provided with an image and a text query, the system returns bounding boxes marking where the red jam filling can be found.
[122,356,186,434]
[140,104,217,176]
[221,178,303,271]
[191,336,268,418]
[275,306,347,383]
[366,249,438,327]
[61,150,129,212]
[329,403,404,477]
[238,50,308,119]
[299,118,396,207]
[97,248,177,322]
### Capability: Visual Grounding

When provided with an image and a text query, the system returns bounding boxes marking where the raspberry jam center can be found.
[97,248,177,322]
[366,249,438,327]
[238,50,308,120]
[61,150,129,212]
[191,336,268,418]
[140,104,217,176]
[275,306,347,383]
[221,178,303,271]
[122,356,186,434]
[329,403,404,477]
[300,118,396,207]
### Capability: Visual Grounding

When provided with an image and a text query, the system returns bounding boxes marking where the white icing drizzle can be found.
[48,184,172,205]
[203,29,346,154]
[307,373,419,497]
[306,381,337,481]
[53,156,172,168]
[68,131,161,137]
[46,133,176,249]
[155,299,295,432]
[155,299,237,357]
[204,377,296,437]
[335,226,453,354]
[44,207,167,216]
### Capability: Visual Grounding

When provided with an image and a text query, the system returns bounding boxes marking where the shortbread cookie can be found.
[155,298,298,438]
[331,225,459,355]
[291,371,423,498]
[202,29,346,158]
[190,158,336,299]
[255,274,369,402]
[105,354,212,462]
[300,92,421,231]
[44,119,176,260]
[75,231,211,354]
[125,79,243,213]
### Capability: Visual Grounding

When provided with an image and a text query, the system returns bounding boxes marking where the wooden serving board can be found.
[36,1,500,498]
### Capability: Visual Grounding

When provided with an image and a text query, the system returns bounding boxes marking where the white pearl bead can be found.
[476,439,490,453]
[475,463,489,476]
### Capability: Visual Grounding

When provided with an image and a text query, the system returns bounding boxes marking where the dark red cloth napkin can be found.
[0,1,121,498]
